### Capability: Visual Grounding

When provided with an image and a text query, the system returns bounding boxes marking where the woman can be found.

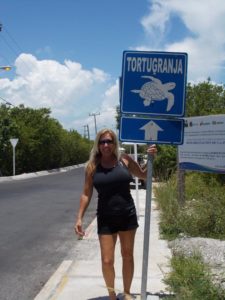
[74,128,156,300]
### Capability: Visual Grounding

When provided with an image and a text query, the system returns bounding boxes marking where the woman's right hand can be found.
[74,219,85,237]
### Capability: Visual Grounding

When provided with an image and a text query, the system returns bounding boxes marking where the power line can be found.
[0,22,67,111]
[0,24,35,74]
[0,95,15,106]
[4,25,24,54]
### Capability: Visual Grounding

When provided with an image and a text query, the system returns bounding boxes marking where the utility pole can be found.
[86,124,90,140]
[83,124,90,140]
[89,112,100,136]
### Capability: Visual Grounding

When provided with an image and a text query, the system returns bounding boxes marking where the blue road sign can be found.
[120,51,187,117]
[120,116,184,145]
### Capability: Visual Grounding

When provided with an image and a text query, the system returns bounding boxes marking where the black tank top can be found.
[93,160,135,216]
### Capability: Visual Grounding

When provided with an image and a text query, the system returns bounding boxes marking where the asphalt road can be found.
[0,167,97,300]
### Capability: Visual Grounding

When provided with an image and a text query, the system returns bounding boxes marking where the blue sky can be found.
[1,0,225,138]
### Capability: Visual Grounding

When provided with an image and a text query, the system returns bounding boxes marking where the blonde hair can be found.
[86,128,120,175]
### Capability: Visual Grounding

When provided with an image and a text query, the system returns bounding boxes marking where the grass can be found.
[164,253,225,300]
[154,172,225,240]
[153,172,225,299]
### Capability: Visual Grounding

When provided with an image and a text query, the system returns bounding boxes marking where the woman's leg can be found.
[118,229,137,300]
[99,233,118,300]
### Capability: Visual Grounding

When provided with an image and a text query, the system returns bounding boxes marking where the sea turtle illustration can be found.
[131,76,176,111]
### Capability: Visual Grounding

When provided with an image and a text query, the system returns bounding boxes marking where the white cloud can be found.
[72,79,120,138]
[138,0,225,82]
[141,0,171,39]
[0,53,113,133]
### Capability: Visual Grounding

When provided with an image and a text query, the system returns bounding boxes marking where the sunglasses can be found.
[98,139,114,145]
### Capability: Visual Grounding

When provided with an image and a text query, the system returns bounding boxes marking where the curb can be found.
[0,164,85,183]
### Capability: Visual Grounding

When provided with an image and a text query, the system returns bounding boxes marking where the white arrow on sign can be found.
[140,120,163,140]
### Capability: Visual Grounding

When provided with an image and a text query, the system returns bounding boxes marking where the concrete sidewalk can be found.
[34,185,172,300]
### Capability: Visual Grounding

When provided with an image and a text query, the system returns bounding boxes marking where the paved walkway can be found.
[34,185,172,300]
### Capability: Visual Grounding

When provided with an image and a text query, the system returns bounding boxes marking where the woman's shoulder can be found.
[85,161,96,177]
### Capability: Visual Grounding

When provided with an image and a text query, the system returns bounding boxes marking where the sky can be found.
[0,0,225,139]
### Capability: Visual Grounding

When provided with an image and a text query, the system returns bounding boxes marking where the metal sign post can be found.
[141,153,154,300]
[133,143,140,218]
[10,138,18,176]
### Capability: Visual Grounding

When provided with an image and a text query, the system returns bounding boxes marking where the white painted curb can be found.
[0,164,85,183]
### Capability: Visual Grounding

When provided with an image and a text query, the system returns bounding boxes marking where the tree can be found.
[186,79,225,117]
[0,104,92,175]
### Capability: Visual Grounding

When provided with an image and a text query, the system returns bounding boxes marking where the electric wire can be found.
[0,23,35,74]
[0,95,15,107]
[0,22,61,106]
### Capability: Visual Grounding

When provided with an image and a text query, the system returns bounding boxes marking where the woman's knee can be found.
[121,249,133,261]
[101,256,114,267]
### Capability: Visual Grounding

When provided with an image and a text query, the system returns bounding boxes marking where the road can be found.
[0,167,97,300]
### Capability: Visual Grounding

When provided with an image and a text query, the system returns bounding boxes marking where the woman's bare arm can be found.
[74,170,93,236]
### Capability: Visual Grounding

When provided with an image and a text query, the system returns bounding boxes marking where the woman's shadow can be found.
[87,297,108,300]
[87,293,124,300]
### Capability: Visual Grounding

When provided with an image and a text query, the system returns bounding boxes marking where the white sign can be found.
[178,115,225,173]
[10,138,18,147]
[10,138,19,176]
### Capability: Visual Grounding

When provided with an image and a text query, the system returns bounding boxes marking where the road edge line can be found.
[33,260,73,300]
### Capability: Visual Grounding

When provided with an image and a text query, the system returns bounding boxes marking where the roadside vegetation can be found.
[0,105,92,176]
[154,172,225,240]
[152,79,225,299]
[154,171,225,299]
[163,252,225,300]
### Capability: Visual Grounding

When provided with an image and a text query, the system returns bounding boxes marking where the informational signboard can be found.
[120,116,184,145]
[178,115,225,174]
[121,51,187,117]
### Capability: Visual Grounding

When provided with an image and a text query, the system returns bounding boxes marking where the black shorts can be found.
[97,212,139,235]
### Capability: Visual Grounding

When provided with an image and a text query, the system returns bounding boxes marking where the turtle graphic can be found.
[131,76,176,111]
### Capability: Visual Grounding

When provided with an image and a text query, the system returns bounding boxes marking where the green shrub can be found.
[154,179,181,239]
[164,253,225,300]
[154,173,225,240]
[153,145,177,181]
[180,173,225,238]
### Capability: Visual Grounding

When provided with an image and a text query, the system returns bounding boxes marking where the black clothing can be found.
[97,213,138,234]
[93,160,135,216]
[93,160,139,234]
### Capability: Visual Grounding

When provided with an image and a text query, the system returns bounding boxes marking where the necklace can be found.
[100,157,117,169]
